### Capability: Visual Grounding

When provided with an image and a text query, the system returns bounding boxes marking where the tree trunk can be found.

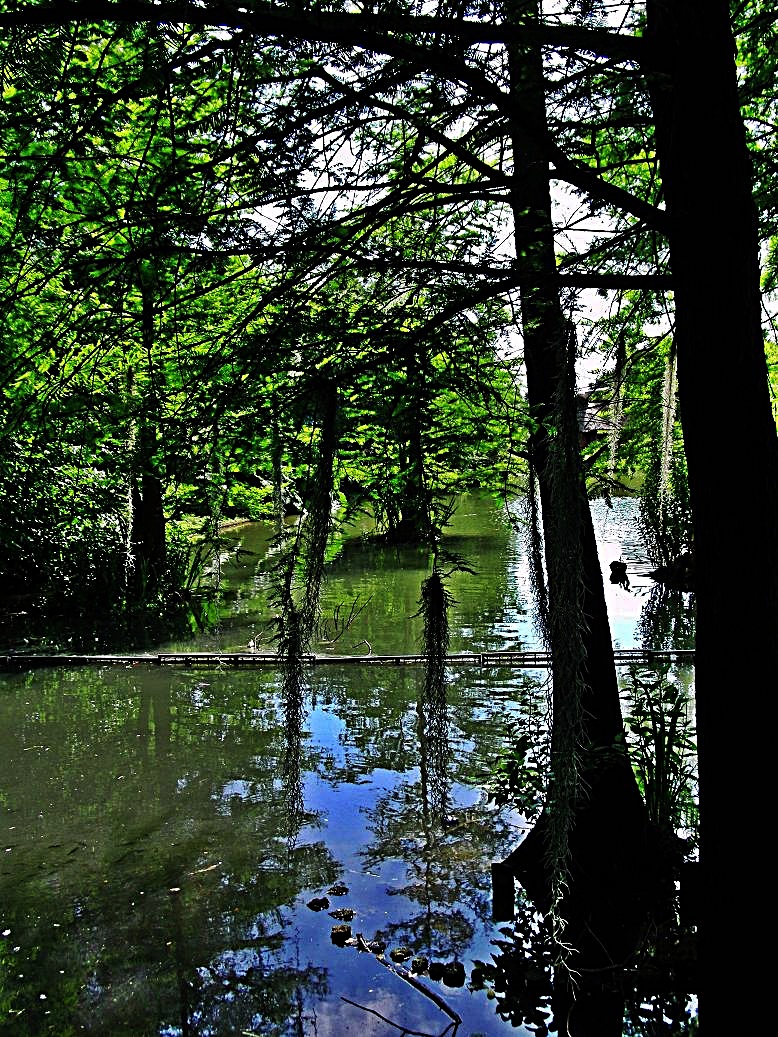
[128,278,166,600]
[500,0,667,990]
[129,434,166,600]
[646,0,778,1021]
[388,344,435,543]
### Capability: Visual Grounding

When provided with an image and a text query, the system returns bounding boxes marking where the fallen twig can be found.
[340,995,446,1036]
[356,934,462,1026]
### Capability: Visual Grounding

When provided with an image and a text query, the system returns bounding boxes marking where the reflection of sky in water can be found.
[591,497,654,649]
[291,755,530,1036]
[501,496,654,650]
[498,496,695,651]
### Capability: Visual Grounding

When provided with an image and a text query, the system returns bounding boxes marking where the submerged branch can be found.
[355,934,462,1027]
[340,996,457,1037]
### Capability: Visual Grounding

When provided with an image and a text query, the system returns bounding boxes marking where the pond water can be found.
[0,495,695,1036]
[165,495,692,657]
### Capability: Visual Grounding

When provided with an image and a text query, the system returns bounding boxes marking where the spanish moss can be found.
[638,342,693,571]
[659,342,678,504]
[524,449,550,650]
[270,392,286,540]
[608,332,626,482]
[542,323,588,938]
[275,378,339,839]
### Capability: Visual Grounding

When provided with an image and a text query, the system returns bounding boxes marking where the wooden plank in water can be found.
[157,652,283,666]
[0,654,158,670]
[1,648,695,673]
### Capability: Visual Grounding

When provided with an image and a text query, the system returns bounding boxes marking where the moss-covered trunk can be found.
[501,1,666,996]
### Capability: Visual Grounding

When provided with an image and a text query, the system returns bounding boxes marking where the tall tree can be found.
[493,11,669,1033]
[645,0,778,1020]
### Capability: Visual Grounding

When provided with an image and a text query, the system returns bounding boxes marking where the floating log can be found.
[1,648,695,673]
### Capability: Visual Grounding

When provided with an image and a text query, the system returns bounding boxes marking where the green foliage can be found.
[584,299,693,563]
[766,338,778,429]
[0,435,127,609]
[0,16,524,646]
[623,667,699,848]
[488,728,547,822]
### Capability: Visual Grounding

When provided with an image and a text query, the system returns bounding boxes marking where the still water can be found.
[0,495,694,1036]
[171,495,686,657]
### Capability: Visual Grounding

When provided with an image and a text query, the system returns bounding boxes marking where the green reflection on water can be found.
[0,666,336,1035]
[175,493,529,656]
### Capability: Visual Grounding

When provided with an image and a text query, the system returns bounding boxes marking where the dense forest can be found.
[1,2,777,1033]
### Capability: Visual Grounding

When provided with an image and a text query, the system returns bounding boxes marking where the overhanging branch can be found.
[0,3,665,234]
[0,4,647,64]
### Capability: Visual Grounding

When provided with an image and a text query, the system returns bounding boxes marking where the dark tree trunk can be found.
[646,0,778,1021]
[499,2,668,1001]
[128,279,166,600]
[129,443,166,600]
[387,343,435,543]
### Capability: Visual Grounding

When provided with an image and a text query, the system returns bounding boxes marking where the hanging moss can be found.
[417,570,452,687]
[281,608,306,847]
[524,451,550,649]
[270,393,286,540]
[638,345,693,571]
[271,378,339,842]
[608,333,627,482]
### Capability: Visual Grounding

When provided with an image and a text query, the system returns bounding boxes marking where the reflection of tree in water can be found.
[415,566,477,819]
[158,879,330,1037]
[361,778,517,961]
[638,584,695,651]
[358,666,521,962]
[281,654,307,848]
[417,571,453,824]
[417,685,449,830]
[0,666,339,1036]
[475,675,697,1037]
[363,568,469,958]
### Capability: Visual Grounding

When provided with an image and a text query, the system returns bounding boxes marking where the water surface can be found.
[0,494,694,1035]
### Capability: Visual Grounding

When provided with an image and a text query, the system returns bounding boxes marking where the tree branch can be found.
[0,4,647,64]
